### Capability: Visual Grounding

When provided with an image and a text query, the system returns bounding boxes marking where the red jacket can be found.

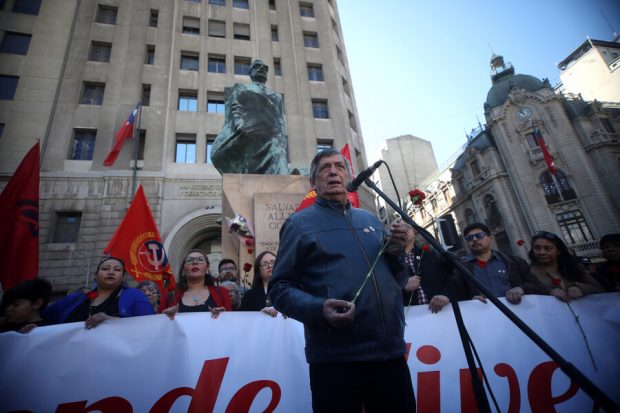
[172,285,232,311]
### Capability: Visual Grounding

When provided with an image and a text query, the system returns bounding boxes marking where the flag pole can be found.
[131,103,142,198]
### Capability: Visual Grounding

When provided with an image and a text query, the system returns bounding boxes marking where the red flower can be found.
[551,278,562,286]
[86,291,98,300]
[421,245,430,252]
[243,262,252,272]
[408,189,426,206]
[247,248,254,254]
[245,238,254,246]
[516,239,525,246]
[163,273,170,281]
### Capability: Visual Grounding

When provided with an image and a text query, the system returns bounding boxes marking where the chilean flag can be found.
[533,128,557,175]
[103,104,140,166]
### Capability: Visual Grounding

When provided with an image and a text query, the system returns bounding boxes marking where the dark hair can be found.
[309,149,352,186]
[528,231,582,281]
[137,280,160,295]
[176,249,216,291]
[252,251,276,289]
[600,233,620,249]
[218,258,237,272]
[96,256,125,274]
[1,278,53,312]
[463,223,491,237]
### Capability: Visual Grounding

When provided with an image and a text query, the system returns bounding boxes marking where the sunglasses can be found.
[533,231,559,240]
[465,232,487,242]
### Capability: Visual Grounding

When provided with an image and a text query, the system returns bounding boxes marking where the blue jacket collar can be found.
[315,196,351,211]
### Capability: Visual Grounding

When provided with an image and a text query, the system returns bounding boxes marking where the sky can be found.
[337,0,620,167]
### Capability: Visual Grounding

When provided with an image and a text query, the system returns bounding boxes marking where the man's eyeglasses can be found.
[220,265,237,273]
[260,261,275,269]
[185,256,207,265]
[465,232,488,242]
[533,231,559,240]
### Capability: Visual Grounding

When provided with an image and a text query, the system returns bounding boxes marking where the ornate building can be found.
[0,0,366,292]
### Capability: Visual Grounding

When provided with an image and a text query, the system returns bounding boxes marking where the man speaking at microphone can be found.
[269,149,416,412]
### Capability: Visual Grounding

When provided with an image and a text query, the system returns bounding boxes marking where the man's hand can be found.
[429,295,449,313]
[505,287,525,304]
[404,276,421,292]
[386,221,409,255]
[322,298,355,328]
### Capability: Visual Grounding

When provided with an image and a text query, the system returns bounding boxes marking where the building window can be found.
[145,45,155,64]
[442,188,451,203]
[336,45,344,65]
[273,58,281,76]
[175,134,196,163]
[307,64,324,81]
[464,208,476,226]
[207,92,225,113]
[180,52,199,71]
[233,0,249,9]
[206,135,216,163]
[137,129,146,160]
[149,9,158,27]
[470,160,481,176]
[96,5,118,25]
[178,91,198,112]
[208,55,226,73]
[271,25,279,41]
[269,0,276,11]
[81,82,105,105]
[540,170,577,204]
[142,84,151,106]
[484,194,502,228]
[312,100,329,119]
[182,16,200,35]
[12,0,41,15]
[331,18,339,37]
[299,3,314,17]
[342,77,350,96]
[303,32,319,48]
[317,139,333,153]
[233,23,250,40]
[0,75,18,100]
[89,41,112,62]
[0,32,32,55]
[556,210,593,244]
[208,20,225,38]
[209,0,225,5]
[234,57,251,75]
[348,111,357,132]
[52,212,82,243]
[70,129,96,160]
[601,118,616,133]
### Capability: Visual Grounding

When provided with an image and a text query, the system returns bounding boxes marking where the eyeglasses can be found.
[185,256,207,265]
[465,232,488,242]
[220,265,237,272]
[260,261,275,269]
[533,231,559,240]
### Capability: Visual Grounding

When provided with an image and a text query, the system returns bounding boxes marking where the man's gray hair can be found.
[309,148,353,185]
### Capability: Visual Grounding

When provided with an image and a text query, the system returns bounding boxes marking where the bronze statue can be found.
[211,59,289,175]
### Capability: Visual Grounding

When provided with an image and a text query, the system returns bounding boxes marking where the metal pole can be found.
[131,103,142,197]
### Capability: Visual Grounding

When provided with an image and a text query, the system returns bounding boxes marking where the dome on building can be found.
[486,73,545,108]
[452,130,495,173]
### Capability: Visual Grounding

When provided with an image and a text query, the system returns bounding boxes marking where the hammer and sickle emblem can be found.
[16,199,39,237]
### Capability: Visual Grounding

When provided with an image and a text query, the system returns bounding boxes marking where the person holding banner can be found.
[137,280,161,313]
[269,149,416,413]
[163,250,232,319]
[43,257,154,329]
[240,251,278,316]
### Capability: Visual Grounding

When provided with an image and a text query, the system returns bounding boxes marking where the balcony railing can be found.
[569,240,600,257]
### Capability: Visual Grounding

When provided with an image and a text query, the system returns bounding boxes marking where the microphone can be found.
[346,160,383,192]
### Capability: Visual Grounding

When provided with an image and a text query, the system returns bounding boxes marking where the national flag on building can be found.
[103,104,140,167]
[294,144,360,212]
[533,128,557,175]
[0,142,40,290]
[103,185,175,311]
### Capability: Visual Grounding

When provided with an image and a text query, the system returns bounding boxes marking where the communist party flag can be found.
[103,104,139,166]
[0,142,39,290]
[295,145,360,212]
[533,128,557,175]
[104,185,175,310]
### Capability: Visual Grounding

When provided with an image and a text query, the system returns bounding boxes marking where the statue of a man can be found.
[211,59,289,175]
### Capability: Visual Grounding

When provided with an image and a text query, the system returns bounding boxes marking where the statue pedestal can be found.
[221,174,309,286]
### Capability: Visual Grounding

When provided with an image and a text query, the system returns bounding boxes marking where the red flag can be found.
[103,104,139,166]
[103,185,175,311]
[340,144,360,208]
[295,145,361,212]
[533,128,557,175]
[0,142,39,290]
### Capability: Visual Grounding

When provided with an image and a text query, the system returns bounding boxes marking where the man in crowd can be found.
[594,233,620,292]
[218,259,248,298]
[461,223,545,303]
[220,281,242,310]
[269,149,416,413]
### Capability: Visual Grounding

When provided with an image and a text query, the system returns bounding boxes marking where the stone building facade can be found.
[0,0,366,292]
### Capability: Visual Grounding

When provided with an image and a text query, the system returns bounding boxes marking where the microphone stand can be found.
[362,178,618,413]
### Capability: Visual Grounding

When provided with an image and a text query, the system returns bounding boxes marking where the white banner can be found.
[0,294,619,413]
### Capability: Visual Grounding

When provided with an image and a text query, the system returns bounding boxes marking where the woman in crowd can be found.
[528,231,603,302]
[240,251,278,316]
[137,280,160,313]
[163,249,232,319]
[43,257,154,329]
[0,278,53,334]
